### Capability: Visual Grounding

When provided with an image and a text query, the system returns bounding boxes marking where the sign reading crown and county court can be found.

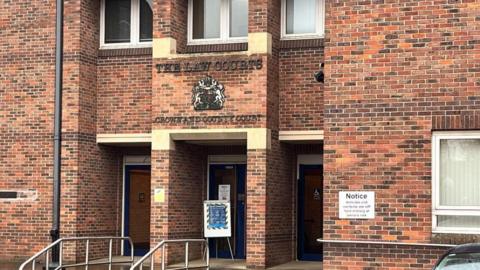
[339,191,375,219]
[204,200,231,238]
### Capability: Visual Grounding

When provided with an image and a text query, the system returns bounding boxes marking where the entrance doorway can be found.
[124,165,151,256]
[208,164,246,259]
[298,165,323,261]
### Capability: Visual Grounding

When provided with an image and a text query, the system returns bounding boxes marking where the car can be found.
[434,243,480,269]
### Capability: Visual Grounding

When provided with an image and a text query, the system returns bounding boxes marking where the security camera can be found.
[314,63,324,83]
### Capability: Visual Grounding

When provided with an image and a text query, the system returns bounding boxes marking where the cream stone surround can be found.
[96,133,152,144]
[152,128,271,150]
[152,32,272,58]
[278,130,324,141]
[96,129,324,148]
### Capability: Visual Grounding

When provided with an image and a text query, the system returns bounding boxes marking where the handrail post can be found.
[45,250,50,270]
[129,238,135,266]
[161,244,165,270]
[108,239,113,270]
[59,241,63,267]
[150,253,155,270]
[85,239,90,270]
[32,259,36,270]
[185,242,189,268]
[206,241,210,269]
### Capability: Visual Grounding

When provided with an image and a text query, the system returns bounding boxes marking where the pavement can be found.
[3,258,323,270]
[0,262,24,270]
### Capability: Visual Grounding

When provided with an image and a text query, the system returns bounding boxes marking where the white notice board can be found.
[204,200,232,238]
[218,185,230,201]
[339,191,375,219]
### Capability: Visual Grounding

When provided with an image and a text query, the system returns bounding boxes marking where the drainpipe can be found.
[50,0,64,264]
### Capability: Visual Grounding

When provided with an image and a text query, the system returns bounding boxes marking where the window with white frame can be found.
[432,131,480,233]
[281,0,324,39]
[188,0,248,44]
[100,0,152,48]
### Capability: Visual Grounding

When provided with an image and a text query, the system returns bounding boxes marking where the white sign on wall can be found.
[203,200,232,238]
[339,191,375,219]
[218,185,230,201]
[154,188,165,203]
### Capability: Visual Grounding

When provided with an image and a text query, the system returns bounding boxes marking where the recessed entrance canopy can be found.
[171,131,247,146]
[152,128,271,150]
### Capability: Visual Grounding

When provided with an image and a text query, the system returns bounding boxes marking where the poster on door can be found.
[218,185,230,201]
[203,200,231,238]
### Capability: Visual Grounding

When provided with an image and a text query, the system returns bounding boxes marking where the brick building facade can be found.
[1,0,479,269]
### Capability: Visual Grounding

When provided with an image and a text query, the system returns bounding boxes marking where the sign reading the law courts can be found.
[156,59,263,73]
[204,200,231,238]
[339,191,375,219]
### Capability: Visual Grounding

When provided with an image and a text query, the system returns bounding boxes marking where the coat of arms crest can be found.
[192,75,225,110]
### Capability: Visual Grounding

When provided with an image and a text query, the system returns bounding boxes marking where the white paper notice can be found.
[339,191,375,219]
[218,185,230,201]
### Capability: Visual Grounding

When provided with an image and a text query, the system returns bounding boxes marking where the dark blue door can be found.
[298,165,323,261]
[124,165,151,256]
[208,164,246,259]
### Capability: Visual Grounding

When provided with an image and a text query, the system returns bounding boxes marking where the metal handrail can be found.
[19,236,135,270]
[130,239,209,270]
[317,238,457,248]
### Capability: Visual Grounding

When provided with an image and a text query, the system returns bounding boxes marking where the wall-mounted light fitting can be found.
[314,63,324,83]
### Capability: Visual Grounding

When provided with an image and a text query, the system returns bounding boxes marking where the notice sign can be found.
[204,200,231,238]
[154,188,165,203]
[218,185,230,201]
[339,191,375,219]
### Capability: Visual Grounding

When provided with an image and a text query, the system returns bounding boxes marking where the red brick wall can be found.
[246,149,268,268]
[10,0,480,269]
[97,53,152,134]
[0,0,56,259]
[150,143,206,264]
[324,0,480,269]
[265,136,295,266]
[265,0,281,131]
[153,0,188,52]
[279,46,324,131]
[61,0,124,261]
[0,0,125,261]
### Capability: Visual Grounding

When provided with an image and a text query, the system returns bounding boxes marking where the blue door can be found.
[124,165,151,256]
[208,164,246,259]
[298,165,323,261]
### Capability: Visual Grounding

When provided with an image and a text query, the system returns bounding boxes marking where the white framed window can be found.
[432,131,480,234]
[281,0,324,39]
[187,0,248,45]
[100,0,153,49]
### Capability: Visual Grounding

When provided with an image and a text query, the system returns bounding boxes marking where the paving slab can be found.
[2,258,322,270]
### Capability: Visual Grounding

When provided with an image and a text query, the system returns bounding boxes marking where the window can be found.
[432,132,480,234]
[281,0,324,39]
[100,0,153,48]
[188,0,248,44]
